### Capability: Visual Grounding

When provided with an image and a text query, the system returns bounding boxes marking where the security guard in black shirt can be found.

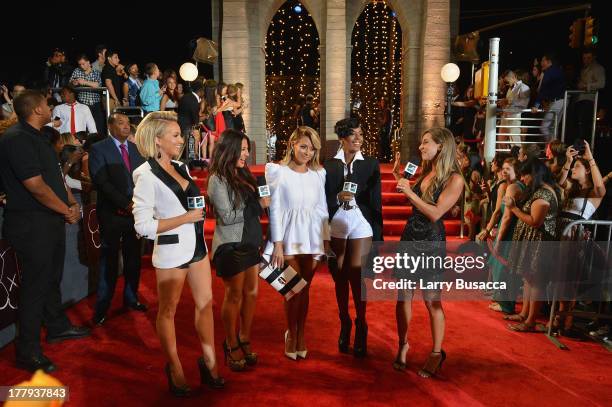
[0,90,90,373]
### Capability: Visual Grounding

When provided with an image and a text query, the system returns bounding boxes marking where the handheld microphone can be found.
[342,181,358,194]
[397,156,420,193]
[257,176,271,198]
[403,156,420,180]
[187,196,206,233]
[257,176,270,216]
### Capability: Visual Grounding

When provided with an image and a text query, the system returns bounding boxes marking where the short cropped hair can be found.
[335,117,360,138]
[13,90,46,119]
[135,111,178,159]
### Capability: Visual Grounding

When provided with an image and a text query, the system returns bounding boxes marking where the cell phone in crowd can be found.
[572,138,586,154]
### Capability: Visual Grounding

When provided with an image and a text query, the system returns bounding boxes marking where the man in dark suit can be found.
[178,81,205,135]
[88,113,147,326]
[178,82,205,166]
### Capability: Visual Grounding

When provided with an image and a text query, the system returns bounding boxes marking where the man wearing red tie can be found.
[51,86,97,135]
[88,113,146,326]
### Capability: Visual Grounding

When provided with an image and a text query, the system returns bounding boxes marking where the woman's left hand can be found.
[397,178,413,197]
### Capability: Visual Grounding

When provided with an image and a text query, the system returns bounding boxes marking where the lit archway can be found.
[351,1,402,161]
[265,1,320,160]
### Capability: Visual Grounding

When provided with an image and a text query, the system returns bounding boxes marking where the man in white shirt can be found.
[575,49,606,142]
[52,86,97,134]
[498,70,530,145]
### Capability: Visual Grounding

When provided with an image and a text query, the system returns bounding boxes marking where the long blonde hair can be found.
[418,127,461,203]
[281,126,322,169]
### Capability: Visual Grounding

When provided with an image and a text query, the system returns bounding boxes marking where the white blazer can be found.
[132,160,196,269]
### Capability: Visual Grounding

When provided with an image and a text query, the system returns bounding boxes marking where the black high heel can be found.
[198,357,225,389]
[418,350,446,378]
[238,338,258,366]
[353,319,368,358]
[223,340,247,372]
[392,342,409,371]
[338,319,352,354]
[164,363,192,397]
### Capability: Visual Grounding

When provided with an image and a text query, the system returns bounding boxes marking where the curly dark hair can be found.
[334,117,360,138]
[209,129,257,209]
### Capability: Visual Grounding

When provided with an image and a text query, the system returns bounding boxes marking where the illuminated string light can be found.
[265,1,320,160]
[351,0,402,159]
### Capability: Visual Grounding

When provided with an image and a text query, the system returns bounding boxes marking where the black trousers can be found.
[94,213,142,319]
[88,102,106,136]
[3,211,70,357]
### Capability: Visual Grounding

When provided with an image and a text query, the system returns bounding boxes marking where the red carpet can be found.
[1,163,610,406]
[0,261,610,406]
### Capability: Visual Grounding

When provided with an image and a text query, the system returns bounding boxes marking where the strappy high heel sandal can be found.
[392,342,410,371]
[223,340,247,372]
[238,337,258,366]
[418,350,446,378]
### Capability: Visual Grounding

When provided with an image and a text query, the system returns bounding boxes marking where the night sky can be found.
[1,1,213,87]
[1,0,607,105]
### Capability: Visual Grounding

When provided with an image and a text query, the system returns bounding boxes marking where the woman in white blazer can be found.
[132,111,223,397]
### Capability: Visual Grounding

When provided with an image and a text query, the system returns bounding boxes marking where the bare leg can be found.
[186,258,219,378]
[221,271,245,360]
[424,298,445,352]
[524,284,540,326]
[395,289,414,364]
[296,255,317,352]
[519,281,531,320]
[284,257,301,354]
[330,238,349,323]
[208,135,216,158]
[239,265,260,350]
[347,237,372,323]
[155,267,188,387]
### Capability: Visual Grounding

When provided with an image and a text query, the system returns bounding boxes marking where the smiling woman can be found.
[132,110,223,396]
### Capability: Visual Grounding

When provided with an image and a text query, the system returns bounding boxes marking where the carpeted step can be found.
[382,219,466,236]
[382,192,408,205]
[205,218,465,240]
[382,205,413,219]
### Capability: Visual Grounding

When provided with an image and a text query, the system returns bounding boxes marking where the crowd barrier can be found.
[546,220,612,351]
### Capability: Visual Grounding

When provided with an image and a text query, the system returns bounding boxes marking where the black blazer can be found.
[88,136,145,217]
[324,156,383,241]
[177,92,200,134]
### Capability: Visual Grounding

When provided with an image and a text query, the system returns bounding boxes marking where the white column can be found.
[484,38,500,165]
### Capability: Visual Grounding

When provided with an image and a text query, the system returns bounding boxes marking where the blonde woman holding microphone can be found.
[132,111,223,397]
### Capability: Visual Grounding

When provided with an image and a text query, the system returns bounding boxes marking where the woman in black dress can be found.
[207,129,270,371]
[393,127,464,377]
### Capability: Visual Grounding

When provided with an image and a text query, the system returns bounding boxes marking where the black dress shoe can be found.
[92,315,106,327]
[125,302,148,312]
[47,325,91,344]
[16,354,57,373]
